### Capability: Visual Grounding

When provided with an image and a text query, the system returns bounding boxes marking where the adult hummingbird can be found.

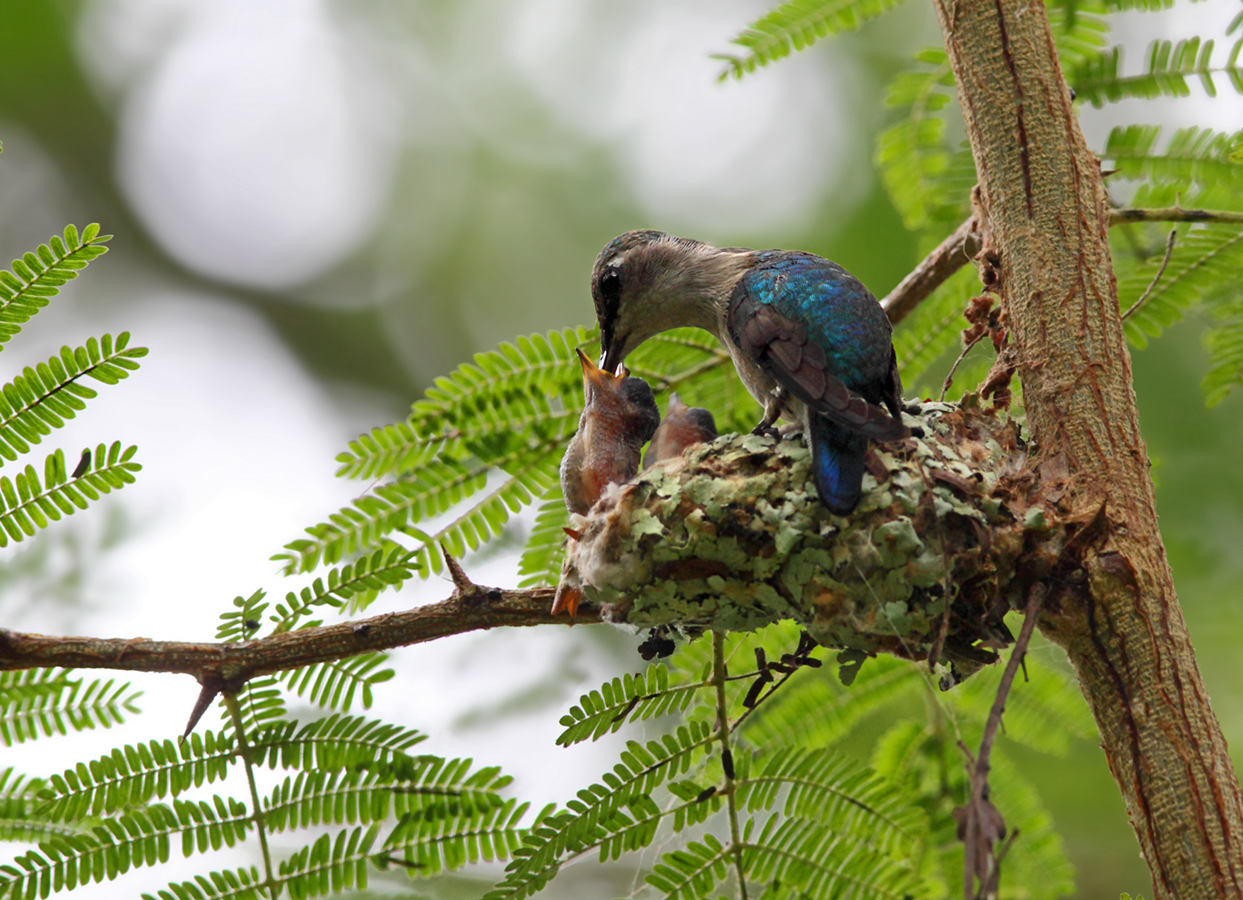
[591,231,906,515]
[643,393,717,469]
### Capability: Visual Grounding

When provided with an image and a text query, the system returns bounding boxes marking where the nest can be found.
[558,400,1060,683]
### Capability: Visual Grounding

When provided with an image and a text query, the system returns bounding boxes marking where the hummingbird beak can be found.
[576,347,613,391]
[600,333,628,374]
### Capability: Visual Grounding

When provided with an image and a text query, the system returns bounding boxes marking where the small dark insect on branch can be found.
[71,449,91,479]
[1121,228,1177,323]
[734,632,822,733]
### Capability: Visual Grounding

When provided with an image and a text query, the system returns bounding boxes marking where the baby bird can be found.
[643,393,718,469]
[560,348,661,517]
[554,349,661,616]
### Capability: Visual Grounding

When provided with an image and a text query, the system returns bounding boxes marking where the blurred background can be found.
[0,0,1240,896]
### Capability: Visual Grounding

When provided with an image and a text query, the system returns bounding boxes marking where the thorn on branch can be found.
[440,544,474,596]
[183,674,224,739]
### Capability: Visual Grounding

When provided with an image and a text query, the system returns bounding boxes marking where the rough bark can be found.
[931,0,1243,895]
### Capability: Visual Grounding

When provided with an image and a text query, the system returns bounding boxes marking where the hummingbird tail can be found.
[808,414,868,516]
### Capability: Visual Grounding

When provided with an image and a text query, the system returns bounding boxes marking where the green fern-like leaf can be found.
[278,824,379,898]
[382,798,528,876]
[216,589,268,643]
[1071,37,1243,106]
[0,769,93,844]
[278,433,566,577]
[248,714,427,773]
[1103,125,1243,195]
[0,799,250,897]
[279,653,395,714]
[0,333,146,465]
[142,866,265,900]
[738,813,919,899]
[225,676,287,737]
[738,747,924,859]
[263,755,509,833]
[516,488,570,588]
[870,722,1074,900]
[1119,224,1243,347]
[0,669,142,746]
[35,730,236,823]
[334,327,593,483]
[892,266,981,392]
[0,442,139,548]
[485,722,715,900]
[0,225,111,350]
[950,655,1096,755]
[1203,311,1243,405]
[715,0,909,79]
[1045,0,1111,71]
[876,49,956,230]
[646,833,732,899]
[269,545,420,633]
[557,664,704,746]
[739,655,923,750]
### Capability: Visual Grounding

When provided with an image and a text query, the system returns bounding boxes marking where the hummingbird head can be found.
[591,231,749,372]
[575,348,660,448]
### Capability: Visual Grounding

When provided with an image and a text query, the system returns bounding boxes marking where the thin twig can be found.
[714,631,749,900]
[941,332,987,401]
[1110,207,1243,227]
[875,207,1240,330]
[961,583,1047,900]
[882,218,979,325]
[1121,229,1177,322]
[224,693,279,900]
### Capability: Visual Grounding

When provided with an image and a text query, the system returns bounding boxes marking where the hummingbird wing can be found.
[728,254,906,441]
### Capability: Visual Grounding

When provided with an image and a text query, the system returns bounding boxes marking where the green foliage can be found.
[875,48,969,235]
[516,488,569,588]
[892,267,982,393]
[1097,124,1243,401]
[0,225,111,350]
[0,442,139,547]
[715,0,910,79]
[1070,36,1243,107]
[279,653,394,713]
[485,722,715,900]
[270,545,421,633]
[1202,311,1243,406]
[0,333,146,464]
[556,663,704,746]
[0,669,142,746]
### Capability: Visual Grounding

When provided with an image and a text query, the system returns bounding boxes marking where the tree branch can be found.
[1110,207,1243,226]
[882,217,980,325]
[930,0,1243,893]
[881,207,1243,327]
[0,584,593,684]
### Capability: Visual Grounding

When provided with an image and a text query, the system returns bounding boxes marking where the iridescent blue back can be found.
[737,251,893,399]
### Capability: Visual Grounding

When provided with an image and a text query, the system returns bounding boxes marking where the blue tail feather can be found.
[808,414,867,515]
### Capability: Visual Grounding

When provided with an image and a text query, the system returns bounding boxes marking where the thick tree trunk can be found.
[931,0,1243,895]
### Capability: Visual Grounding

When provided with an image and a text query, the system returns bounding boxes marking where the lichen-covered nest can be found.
[559,400,1059,681]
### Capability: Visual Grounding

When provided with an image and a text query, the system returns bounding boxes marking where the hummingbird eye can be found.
[597,267,623,309]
